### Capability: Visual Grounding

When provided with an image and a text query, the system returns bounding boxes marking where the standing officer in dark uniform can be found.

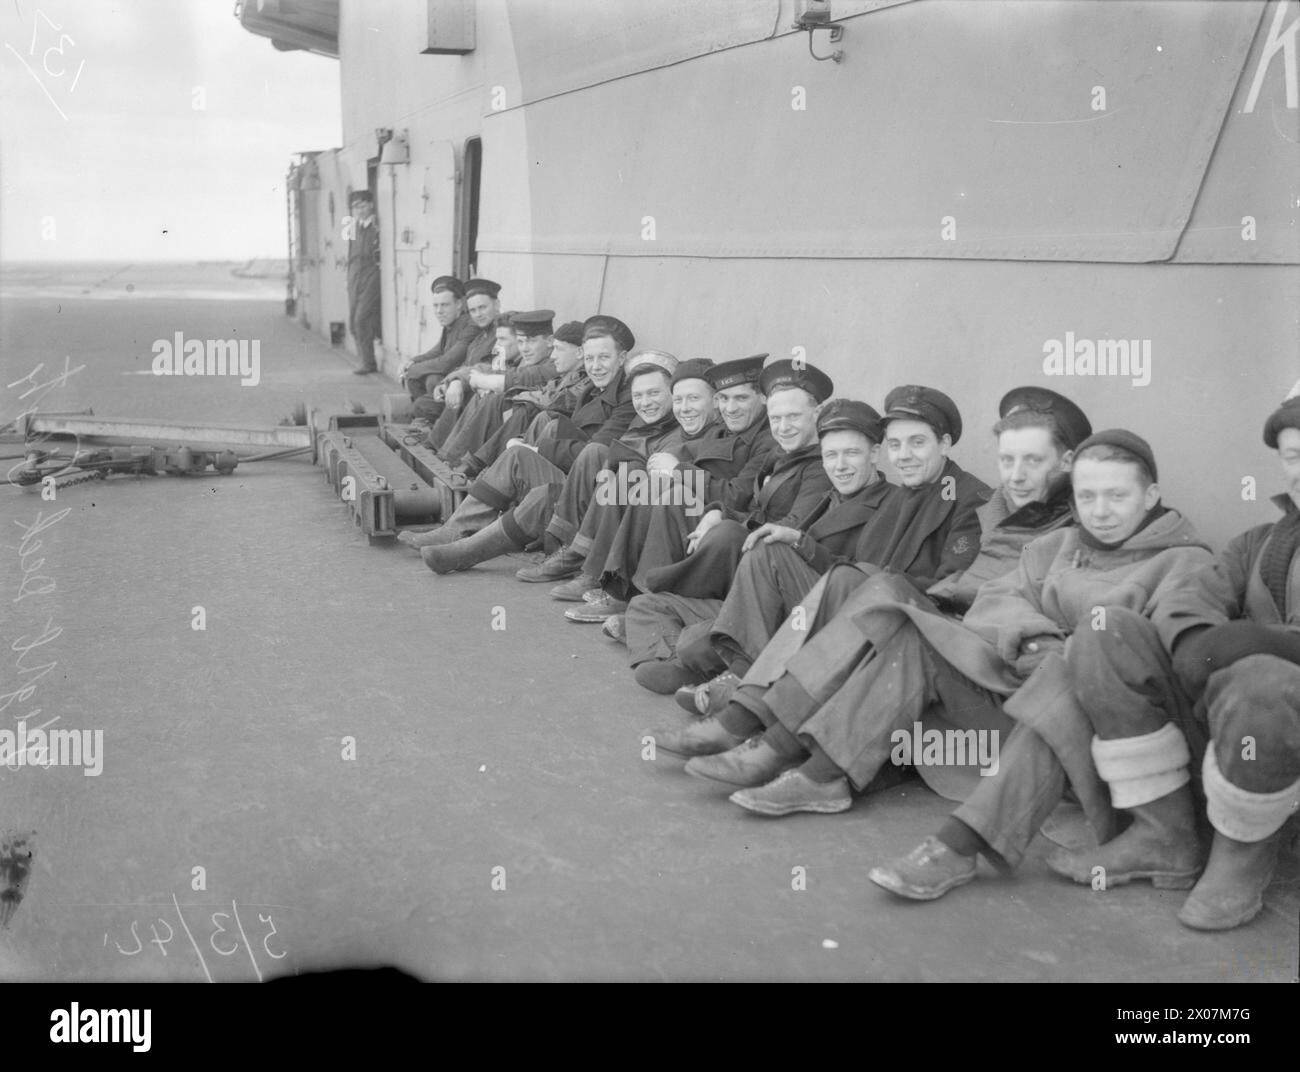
[345,190,381,375]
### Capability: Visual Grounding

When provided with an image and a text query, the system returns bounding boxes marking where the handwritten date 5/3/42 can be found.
[105,898,286,981]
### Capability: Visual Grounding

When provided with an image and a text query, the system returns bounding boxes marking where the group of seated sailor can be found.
[387,272,1300,933]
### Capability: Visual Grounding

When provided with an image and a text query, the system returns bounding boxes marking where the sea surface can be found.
[0,260,288,303]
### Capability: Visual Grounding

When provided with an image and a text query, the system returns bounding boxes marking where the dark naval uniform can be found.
[638,441,832,600]
[465,365,590,476]
[596,412,775,598]
[501,404,689,554]
[412,322,497,422]
[405,309,479,396]
[696,395,991,679]
[435,355,559,464]
[346,200,381,372]
[534,369,637,474]
[624,359,838,671]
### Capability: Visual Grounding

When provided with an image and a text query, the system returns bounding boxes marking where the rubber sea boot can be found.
[1046,723,1202,888]
[405,495,499,549]
[1046,785,1203,888]
[421,519,523,574]
[1178,749,1300,930]
[1178,831,1282,931]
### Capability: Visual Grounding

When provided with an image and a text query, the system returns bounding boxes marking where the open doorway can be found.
[458,137,482,278]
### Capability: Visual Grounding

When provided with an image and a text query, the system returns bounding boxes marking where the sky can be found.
[0,0,343,261]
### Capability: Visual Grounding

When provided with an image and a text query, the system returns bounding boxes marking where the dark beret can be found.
[464,277,502,300]
[999,386,1093,450]
[883,385,963,445]
[817,399,886,443]
[553,320,586,346]
[430,275,465,299]
[759,359,834,405]
[582,315,635,352]
[1074,428,1158,482]
[671,359,715,388]
[511,309,555,336]
[707,354,768,391]
[1263,392,1300,449]
[348,190,373,203]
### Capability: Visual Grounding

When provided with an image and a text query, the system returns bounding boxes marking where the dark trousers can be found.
[624,591,725,674]
[470,407,550,471]
[545,442,609,547]
[350,302,380,371]
[433,393,506,463]
[640,519,750,601]
[711,542,823,670]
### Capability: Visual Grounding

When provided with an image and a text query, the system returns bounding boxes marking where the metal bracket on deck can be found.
[314,420,450,541]
[378,421,469,522]
[317,431,400,539]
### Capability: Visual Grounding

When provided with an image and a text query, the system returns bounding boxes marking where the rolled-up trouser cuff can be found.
[1091,722,1190,809]
[546,516,578,546]
[498,508,531,549]
[468,478,514,513]
[1203,747,1300,842]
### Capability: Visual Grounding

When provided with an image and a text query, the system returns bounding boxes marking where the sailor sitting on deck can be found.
[629,383,990,710]
[857,432,1215,901]
[397,316,638,555]
[561,355,774,651]
[451,317,591,474]
[549,359,765,628]
[424,312,576,465]
[418,353,692,575]
[401,275,481,405]
[661,387,1086,793]
[1020,393,1300,931]
[409,277,504,429]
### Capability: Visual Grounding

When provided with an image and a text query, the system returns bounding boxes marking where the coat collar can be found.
[810,473,894,532]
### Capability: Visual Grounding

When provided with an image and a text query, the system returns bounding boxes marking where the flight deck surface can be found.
[2,265,1295,982]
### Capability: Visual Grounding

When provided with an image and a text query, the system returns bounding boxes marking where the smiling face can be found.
[715,384,765,433]
[885,418,950,487]
[583,334,626,389]
[515,331,551,367]
[1071,454,1160,544]
[821,429,879,496]
[467,293,499,329]
[631,369,673,423]
[1280,428,1300,510]
[766,387,820,453]
[431,289,463,328]
[672,378,715,435]
[629,369,670,423]
[997,426,1070,510]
